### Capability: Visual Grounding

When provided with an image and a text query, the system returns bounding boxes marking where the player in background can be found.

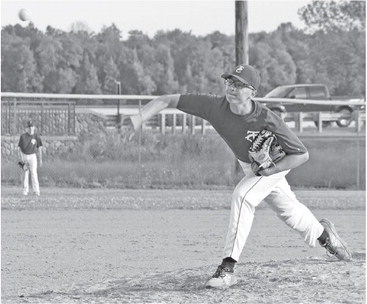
[18,120,43,196]
[123,64,352,288]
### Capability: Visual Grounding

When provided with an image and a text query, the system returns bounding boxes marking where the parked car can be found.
[262,84,363,128]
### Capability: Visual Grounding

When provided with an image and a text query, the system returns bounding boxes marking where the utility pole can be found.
[235,0,249,173]
[235,0,249,66]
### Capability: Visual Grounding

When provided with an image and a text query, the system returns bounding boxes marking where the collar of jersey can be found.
[229,99,258,120]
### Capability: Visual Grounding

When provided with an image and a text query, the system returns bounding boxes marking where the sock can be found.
[221,257,236,271]
[317,229,328,245]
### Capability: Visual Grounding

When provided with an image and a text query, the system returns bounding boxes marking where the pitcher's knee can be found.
[231,197,256,217]
[277,206,306,229]
[232,188,258,207]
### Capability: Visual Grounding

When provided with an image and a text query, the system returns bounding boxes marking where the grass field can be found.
[2,133,365,189]
[1,187,365,303]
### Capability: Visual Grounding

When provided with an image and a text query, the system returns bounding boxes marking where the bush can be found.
[2,133,365,189]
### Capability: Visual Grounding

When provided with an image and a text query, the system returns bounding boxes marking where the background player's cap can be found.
[221,64,261,90]
[25,120,34,128]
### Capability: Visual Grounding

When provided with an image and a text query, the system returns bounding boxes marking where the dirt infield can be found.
[1,187,365,303]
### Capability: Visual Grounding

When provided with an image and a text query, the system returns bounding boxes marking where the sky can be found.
[1,0,311,38]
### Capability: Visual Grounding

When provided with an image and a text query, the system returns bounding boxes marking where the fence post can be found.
[317,112,322,133]
[295,112,304,132]
[160,113,166,134]
[68,103,71,135]
[355,110,361,189]
[182,113,187,134]
[138,99,142,188]
[201,118,206,135]
[7,100,11,134]
[116,82,121,132]
[191,115,195,135]
[73,103,76,134]
[13,99,17,135]
[41,102,44,134]
[355,108,361,132]
[172,114,176,134]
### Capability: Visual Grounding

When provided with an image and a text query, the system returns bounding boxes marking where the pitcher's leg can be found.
[222,169,289,261]
[265,179,324,247]
[222,185,255,261]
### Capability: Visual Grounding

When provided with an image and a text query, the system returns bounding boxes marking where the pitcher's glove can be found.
[248,129,286,176]
[18,161,29,172]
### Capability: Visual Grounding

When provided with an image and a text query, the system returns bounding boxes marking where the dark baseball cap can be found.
[25,120,34,128]
[221,64,261,90]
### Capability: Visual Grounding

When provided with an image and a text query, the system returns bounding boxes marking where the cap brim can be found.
[221,73,252,87]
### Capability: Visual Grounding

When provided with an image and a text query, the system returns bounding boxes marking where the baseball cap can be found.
[25,120,34,128]
[221,64,261,90]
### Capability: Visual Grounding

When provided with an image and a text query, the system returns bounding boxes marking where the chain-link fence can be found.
[1,93,366,190]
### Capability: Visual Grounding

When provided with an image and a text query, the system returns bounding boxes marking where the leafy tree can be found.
[96,24,123,63]
[35,36,63,76]
[250,33,296,94]
[148,44,179,94]
[125,30,152,58]
[74,52,101,94]
[132,59,157,94]
[307,30,365,95]
[298,0,365,33]
[101,57,120,94]
[206,31,235,71]
[275,23,314,84]
[43,68,77,93]
[59,34,83,70]
[70,21,93,34]
[154,29,200,91]
[0,20,364,97]
[1,32,42,92]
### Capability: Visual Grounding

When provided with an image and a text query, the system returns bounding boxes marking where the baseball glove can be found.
[18,161,29,172]
[248,129,286,176]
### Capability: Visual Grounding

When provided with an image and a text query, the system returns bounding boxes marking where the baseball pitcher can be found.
[123,64,352,288]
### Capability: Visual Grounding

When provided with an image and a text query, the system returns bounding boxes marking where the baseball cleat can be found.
[319,218,352,261]
[205,265,237,288]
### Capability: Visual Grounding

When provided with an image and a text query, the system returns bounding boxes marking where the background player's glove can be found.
[18,161,29,172]
[248,129,286,176]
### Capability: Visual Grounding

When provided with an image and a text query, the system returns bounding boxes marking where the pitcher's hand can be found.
[119,115,137,142]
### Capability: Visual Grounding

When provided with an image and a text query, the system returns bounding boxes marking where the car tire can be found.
[336,108,352,128]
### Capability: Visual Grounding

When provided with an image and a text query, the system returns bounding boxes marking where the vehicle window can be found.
[264,86,292,98]
[288,87,307,99]
[310,86,326,98]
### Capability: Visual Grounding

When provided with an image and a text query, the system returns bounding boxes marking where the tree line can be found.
[1,1,365,97]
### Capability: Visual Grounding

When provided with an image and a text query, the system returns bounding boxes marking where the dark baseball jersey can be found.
[18,133,43,155]
[177,94,307,163]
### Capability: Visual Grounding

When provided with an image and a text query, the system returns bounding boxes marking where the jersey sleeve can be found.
[263,110,307,155]
[269,121,307,155]
[273,122,308,155]
[177,94,219,120]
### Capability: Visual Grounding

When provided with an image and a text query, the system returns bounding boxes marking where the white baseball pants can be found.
[223,161,324,261]
[22,153,40,195]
